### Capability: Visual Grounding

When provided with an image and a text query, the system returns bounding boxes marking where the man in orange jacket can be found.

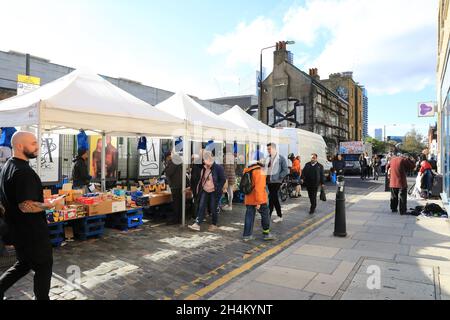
[242,160,274,242]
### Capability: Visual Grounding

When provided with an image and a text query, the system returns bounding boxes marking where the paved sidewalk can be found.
[210,184,450,300]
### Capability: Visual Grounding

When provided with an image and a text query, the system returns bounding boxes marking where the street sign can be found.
[17,74,41,95]
[418,102,436,117]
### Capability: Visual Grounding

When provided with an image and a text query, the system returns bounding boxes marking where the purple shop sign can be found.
[418,102,435,117]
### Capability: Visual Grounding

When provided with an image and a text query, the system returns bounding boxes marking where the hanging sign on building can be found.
[17,74,41,96]
[418,102,436,117]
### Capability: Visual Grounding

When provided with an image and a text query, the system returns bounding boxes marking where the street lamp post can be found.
[258,41,295,124]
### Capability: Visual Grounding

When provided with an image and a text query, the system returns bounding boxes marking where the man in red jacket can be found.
[386,154,415,215]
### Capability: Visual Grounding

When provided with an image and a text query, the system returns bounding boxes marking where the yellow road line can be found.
[185,211,335,300]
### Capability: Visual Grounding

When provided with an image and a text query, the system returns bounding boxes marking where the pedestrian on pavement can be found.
[359,154,368,180]
[71,148,92,193]
[419,154,434,199]
[189,151,225,232]
[301,153,325,215]
[288,154,302,197]
[163,151,183,225]
[373,155,381,181]
[0,132,63,300]
[332,154,346,176]
[264,143,289,223]
[386,154,415,215]
[222,151,237,211]
[242,160,274,242]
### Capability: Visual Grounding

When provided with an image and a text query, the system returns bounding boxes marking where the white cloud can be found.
[208,0,438,96]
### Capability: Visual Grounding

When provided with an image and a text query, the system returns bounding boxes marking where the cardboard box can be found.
[111,201,126,213]
[62,183,73,191]
[71,190,84,202]
[43,189,52,199]
[150,192,172,206]
[85,199,113,216]
[58,190,73,202]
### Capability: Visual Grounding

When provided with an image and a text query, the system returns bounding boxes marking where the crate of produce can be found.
[72,215,106,240]
[105,209,143,231]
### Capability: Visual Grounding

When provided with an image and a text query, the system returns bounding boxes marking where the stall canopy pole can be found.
[101,132,106,192]
[181,120,189,227]
[36,125,42,177]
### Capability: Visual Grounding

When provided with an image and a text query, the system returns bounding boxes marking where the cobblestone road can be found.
[1,177,381,300]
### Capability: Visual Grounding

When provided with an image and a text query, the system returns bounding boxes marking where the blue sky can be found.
[0,0,438,137]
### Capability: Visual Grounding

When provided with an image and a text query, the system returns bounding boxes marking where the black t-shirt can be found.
[0,158,51,256]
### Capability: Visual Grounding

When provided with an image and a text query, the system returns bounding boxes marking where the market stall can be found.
[221,105,290,158]
[0,69,186,242]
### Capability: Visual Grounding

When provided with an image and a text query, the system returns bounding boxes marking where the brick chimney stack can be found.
[274,41,290,66]
[309,68,320,81]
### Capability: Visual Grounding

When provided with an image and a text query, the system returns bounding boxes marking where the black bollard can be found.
[385,174,390,192]
[334,175,347,237]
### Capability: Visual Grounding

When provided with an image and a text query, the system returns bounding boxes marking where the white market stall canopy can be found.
[0,69,184,136]
[221,105,289,144]
[155,92,248,142]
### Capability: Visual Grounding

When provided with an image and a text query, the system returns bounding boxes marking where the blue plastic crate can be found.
[48,222,65,247]
[72,215,106,240]
[106,209,143,231]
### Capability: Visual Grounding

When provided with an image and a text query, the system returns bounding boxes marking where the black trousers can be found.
[0,246,53,300]
[390,188,407,214]
[169,188,182,223]
[268,183,282,218]
[307,187,319,212]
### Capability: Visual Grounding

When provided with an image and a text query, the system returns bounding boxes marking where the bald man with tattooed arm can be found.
[0,132,63,301]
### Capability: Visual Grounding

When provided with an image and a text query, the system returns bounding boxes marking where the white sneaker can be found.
[272,217,283,223]
[188,223,201,231]
[222,205,233,211]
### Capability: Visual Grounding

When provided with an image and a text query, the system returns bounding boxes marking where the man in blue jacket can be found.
[265,143,289,223]
[189,151,225,232]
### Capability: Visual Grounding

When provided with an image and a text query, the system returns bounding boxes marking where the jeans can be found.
[243,205,270,237]
[307,187,319,212]
[390,188,407,214]
[227,185,234,205]
[195,191,218,226]
[0,247,53,300]
[423,170,433,194]
[268,183,282,218]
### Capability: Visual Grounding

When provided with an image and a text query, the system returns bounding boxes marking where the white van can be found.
[276,128,332,174]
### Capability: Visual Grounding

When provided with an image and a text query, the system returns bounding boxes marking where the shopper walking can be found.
[288,154,302,197]
[189,151,225,232]
[264,143,289,223]
[332,154,346,176]
[242,160,273,242]
[359,154,368,180]
[301,153,325,215]
[373,156,381,181]
[222,151,237,211]
[0,132,63,300]
[419,155,433,199]
[163,151,183,225]
[386,154,415,215]
[71,148,92,193]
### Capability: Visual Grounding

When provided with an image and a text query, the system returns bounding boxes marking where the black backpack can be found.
[240,167,260,195]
